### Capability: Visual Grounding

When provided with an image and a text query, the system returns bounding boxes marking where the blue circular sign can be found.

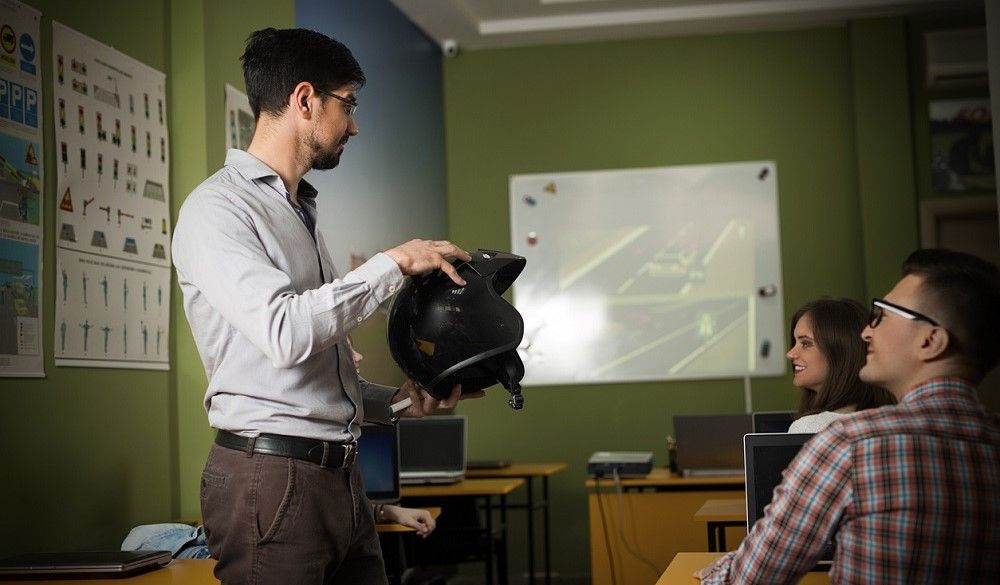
[19,33,35,62]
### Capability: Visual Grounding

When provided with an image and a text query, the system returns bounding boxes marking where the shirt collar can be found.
[225,149,318,201]
[901,376,976,404]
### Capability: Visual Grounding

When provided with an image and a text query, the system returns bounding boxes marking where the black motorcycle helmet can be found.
[387,249,526,410]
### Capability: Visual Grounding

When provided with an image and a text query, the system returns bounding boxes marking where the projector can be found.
[587,451,654,478]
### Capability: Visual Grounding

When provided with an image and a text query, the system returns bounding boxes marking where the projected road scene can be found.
[510,162,785,385]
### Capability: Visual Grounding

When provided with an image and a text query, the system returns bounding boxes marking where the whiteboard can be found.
[510,161,785,386]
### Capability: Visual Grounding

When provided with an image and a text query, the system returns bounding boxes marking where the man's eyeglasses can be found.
[315,88,358,117]
[868,298,940,329]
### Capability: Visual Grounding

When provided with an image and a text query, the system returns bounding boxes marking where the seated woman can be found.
[785,298,895,433]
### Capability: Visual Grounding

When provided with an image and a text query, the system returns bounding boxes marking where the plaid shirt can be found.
[702,377,1000,584]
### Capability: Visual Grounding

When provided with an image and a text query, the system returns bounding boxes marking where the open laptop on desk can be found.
[744,432,833,570]
[359,423,401,503]
[398,415,466,485]
[673,414,751,476]
[0,550,171,579]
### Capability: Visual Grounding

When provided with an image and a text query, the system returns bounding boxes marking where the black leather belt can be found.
[215,430,357,468]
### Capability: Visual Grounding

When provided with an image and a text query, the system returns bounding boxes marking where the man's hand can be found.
[394,379,485,418]
[384,239,472,286]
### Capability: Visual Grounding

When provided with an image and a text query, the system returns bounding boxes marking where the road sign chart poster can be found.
[510,161,786,386]
[0,0,43,377]
[51,21,170,369]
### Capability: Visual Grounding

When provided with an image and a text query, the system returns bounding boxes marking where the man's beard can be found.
[308,131,343,170]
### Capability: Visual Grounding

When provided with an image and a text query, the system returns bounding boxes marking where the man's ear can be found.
[918,326,950,361]
[289,81,314,119]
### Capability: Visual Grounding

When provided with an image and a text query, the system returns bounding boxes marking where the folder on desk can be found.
[0,550,171,579]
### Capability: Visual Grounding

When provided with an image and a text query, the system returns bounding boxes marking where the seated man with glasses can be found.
[698,248,1000,584]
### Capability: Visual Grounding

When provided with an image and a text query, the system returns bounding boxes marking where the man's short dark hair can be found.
[903,248,1000,380]
[240,28,365,120]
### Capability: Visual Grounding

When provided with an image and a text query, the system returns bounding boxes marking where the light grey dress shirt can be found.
[172,149,403,442]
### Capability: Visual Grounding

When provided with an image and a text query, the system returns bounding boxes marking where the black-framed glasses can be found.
[868,298,940,328]
[315,88,358,116]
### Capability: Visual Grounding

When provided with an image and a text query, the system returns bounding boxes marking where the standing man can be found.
[172,28,476,584]
[698,248,1000,584]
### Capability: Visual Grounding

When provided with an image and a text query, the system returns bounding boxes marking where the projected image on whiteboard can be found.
[510,161,785,386]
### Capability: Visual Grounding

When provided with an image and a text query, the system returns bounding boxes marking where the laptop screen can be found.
[744,432,834,564]
[743,433,813,529]
[752,411,795,433]
[358,424,400,503]
[398,416,466,475]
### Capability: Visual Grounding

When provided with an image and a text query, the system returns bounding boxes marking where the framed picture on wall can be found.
[929,98,994,193]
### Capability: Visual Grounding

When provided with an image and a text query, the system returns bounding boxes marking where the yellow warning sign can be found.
[543,181,557,194]
[25,144,38,166]
[60,187,73,212]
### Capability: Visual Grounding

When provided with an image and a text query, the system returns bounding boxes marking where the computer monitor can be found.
[752,411,796,433]
[398,415,466,484]
[358,423,400,503]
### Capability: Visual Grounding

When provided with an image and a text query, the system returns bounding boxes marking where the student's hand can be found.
[395,380,485,418]
[384,239,472,286]
[693,564,712,580]
[383,505,436,538]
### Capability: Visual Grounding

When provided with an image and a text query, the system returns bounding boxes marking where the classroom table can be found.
[586,469,744,585]
[692,498,746,552]
[655,552,830,585]
[466,462,567,585]
[402,478,524,585]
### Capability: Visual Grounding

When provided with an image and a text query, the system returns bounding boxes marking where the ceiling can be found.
[389,0,974,52]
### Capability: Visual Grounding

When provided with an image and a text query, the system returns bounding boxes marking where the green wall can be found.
[442,21,917,577]
[0,0,172,555]
[0,0,291,554]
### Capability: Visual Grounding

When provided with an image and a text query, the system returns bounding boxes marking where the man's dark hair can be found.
[903,248,1000,381]
[790,298,895,417]
[240,28,365,120]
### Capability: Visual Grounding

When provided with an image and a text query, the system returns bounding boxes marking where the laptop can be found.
[744,432,834,569]
[398,415,466,484]
[358,423,401,504]
[673,414,751,476]
[751,410,796,433]
[0,550,171,579]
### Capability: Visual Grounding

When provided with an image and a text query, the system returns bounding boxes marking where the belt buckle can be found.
[344,443,357,466]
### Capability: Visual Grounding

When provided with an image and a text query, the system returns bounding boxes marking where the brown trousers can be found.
[201,443,388,585]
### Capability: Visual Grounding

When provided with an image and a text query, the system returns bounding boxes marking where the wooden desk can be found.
[1,560,219,584]
[693,499,746,552]
[402,478,524,585]
[467,463,567,585]
[587,470,744,585]
[656,553,829,585]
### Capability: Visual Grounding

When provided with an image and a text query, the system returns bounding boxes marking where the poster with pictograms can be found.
[52,21,169,370]
[0,0,42,377]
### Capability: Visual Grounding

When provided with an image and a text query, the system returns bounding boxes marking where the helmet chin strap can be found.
[501,362,524,410]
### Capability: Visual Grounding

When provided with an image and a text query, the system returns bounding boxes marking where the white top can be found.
[788,410,851,433]
[172,149,403,442]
